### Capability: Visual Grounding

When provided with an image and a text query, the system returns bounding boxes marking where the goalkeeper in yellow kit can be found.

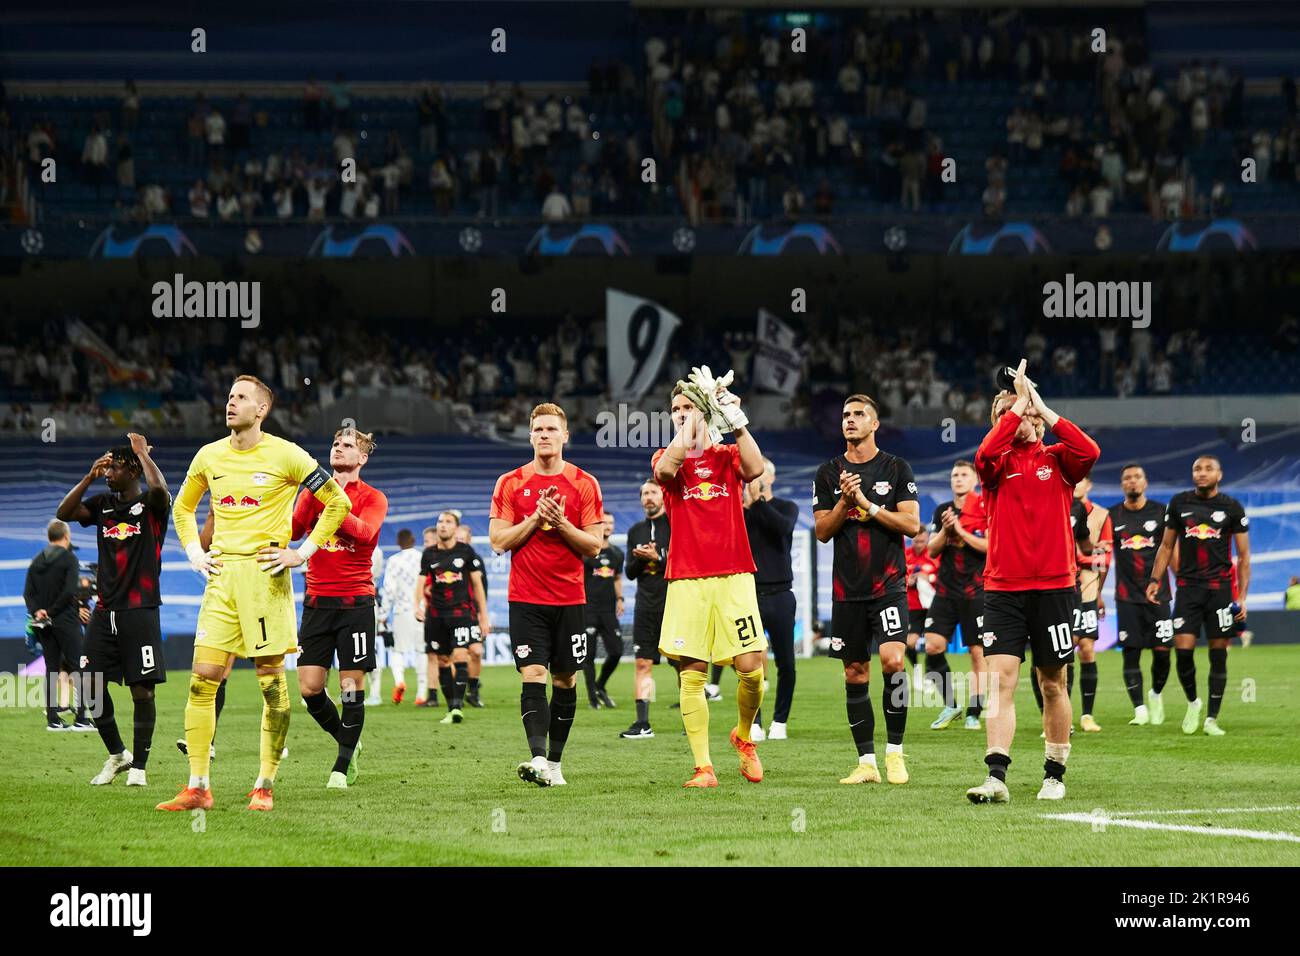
[157,375,351,812]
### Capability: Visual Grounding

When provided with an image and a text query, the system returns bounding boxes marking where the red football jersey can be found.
[490,461,603,605]
[975,411,1100,591]
[652,443,756,580]
[292,478,388,597]
[905,545,938,611]
[960,489,988,536]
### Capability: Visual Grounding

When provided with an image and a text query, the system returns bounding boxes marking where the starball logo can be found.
[152,273,261,328]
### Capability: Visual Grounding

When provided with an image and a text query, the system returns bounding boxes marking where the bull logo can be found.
[103,521,141,540]
[683,482,729,502]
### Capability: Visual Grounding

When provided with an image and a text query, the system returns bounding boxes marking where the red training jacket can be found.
[975,410,1100,592]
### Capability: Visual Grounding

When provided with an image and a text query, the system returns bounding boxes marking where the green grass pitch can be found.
[4,648,1299,866]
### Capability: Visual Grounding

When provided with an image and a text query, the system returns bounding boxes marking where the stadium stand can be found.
[4,6,1299,228]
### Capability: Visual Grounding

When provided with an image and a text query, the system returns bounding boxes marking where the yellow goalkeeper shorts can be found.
[658,573,766,665]
[194,557,299,660]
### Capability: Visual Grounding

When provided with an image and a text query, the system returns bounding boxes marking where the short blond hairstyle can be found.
[234,373,274,410]
[990,390,1016,426]
[335,427,376,456]
[530,402,567,428]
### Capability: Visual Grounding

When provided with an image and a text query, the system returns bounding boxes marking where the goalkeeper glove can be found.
[675,380,725,445]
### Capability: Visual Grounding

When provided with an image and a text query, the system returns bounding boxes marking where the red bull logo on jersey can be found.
[433,570,463,584]
[849,505,870,522]
[238,495,261,508]
[1184,523,1222,541]
[217,494,238,507]
[1120,534,1158,550]
[683,481,729,502]
[322,535,355,553]
[592,566,616,578]
[102,522,141,541]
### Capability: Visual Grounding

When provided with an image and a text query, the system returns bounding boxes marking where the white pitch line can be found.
[1104,805,1300,818]
[1041,811,1300,843]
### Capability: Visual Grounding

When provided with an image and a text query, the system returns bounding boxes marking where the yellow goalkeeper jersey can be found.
[173,432,350,559]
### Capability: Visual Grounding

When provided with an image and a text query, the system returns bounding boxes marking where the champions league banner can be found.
[5,216,1288,259]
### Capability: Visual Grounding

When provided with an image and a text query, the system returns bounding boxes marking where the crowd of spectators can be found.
[5,71,650,225]
[6,7,1299,227]
[640,8,1298,224]
[7,288,1290,437]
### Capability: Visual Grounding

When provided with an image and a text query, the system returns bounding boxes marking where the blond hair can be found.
[335,426,376,456]
[234,373,274,410]
[990,390,1016,426]
[530,402,567,428]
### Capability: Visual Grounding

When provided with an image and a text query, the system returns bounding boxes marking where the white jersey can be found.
[381,546,422,619]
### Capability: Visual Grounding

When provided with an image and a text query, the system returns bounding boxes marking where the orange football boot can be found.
[683,765,718,788]
[730,728,764,782]
[155,786,213,811]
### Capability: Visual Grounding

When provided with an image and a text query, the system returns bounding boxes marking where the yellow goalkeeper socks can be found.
[257,672,291,785]
[735,667,765,742]
[680,669,711,767]
[184,674,221,785]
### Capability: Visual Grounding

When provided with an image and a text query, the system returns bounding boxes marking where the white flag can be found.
[606,289,681,400]
[753,308,801,395]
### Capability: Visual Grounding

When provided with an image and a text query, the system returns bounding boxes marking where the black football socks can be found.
[846,682,874,756]
[547,686,577,763]
[1176,647,1198,701]
[1080,661,1098,715]
[520,683,549,758]
[1122,647,1144,707]
[1207,647,1228,719]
